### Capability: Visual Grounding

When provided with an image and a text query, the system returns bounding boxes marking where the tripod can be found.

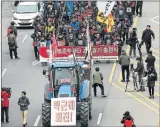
[125,64,139,92]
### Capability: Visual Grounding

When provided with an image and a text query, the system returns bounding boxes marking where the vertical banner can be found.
[51,97,76,126]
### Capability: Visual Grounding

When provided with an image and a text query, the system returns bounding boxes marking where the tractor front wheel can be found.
[42,103,51,127]
[80,102,89,127]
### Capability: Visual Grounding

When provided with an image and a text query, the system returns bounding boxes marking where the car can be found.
[11,2,44,28]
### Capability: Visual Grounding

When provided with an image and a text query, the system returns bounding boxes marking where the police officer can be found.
[141,25,155,54]
[129,28,137,57]
[1,88,11,123]
[145,50,156,70]
[134,57,145,91]
[93,67,106,97]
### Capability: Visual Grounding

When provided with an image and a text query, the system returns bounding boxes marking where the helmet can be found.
[11,21,15,25]
[95,67,99,71]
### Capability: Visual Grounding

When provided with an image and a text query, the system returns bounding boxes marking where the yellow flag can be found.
[97,11,114,32]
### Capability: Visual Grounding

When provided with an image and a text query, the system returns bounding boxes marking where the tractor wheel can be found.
[42,103,51,127]
[85,96,92,119]
[80,102,89,127]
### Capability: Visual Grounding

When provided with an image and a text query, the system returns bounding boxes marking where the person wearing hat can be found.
[141,25,155,54]
[121,111,135,127]
[119,50,130,82]
[145,50,156,70]
[129,27,137,57]
[93,67,106,97]
[134,57,145,91]
[7,21,17,37]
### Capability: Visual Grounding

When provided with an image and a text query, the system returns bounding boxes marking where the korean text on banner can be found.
[51,97,76,126]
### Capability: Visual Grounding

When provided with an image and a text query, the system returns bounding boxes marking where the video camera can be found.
[2,87,12,93]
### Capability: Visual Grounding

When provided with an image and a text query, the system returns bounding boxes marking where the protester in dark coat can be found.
[129,28,137,57]
[145,50,155,69]
[134,57,144,91]
[141,25,155,53]
[136,1,143,16]
[146,67,157,99]
[119,50,130,82]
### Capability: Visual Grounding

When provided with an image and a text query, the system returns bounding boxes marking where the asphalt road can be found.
[1,2,159,127]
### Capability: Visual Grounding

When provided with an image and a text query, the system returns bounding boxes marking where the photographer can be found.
[1,87,11,123]
[121,111,135,127]
[145,67,157,99]
[134,57,145,91]
[129,28,137,58]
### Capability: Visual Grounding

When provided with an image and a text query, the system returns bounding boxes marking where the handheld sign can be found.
[51,97,76,126]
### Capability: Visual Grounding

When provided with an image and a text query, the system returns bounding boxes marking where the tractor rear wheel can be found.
[42,103,51,127]
[80,102,89,127]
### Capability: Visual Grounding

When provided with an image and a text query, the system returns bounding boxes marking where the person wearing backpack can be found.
[146,66,157,99]
[7,21,17,37]
[92,67,106,97]
[8,30,20,59]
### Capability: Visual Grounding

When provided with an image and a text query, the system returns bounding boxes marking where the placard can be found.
[51,97,76,126]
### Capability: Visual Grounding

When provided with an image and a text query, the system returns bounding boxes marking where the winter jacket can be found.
[147,68,157,87]
[123,19,130,33]
[134,61,144,75]
[8,25,17,36]
[142,29,155,43]
[69,22,79,31]
[93,72,103,85]
[119,51,130,66]
[8,34,17,49]
[145,55,155,68]
[1,91,11,107]
[18,96,30,111]
[115,8,125,20]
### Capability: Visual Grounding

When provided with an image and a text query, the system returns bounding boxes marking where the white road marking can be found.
[97,113,103,125]
[2,68,7,77]
[22,35,28,43]
[32,60,40,66]
[34,115,41,126]
[150,15,159,24]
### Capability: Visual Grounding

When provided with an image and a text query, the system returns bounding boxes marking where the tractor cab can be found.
[42,61,92,127]
[43,61,91,100]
